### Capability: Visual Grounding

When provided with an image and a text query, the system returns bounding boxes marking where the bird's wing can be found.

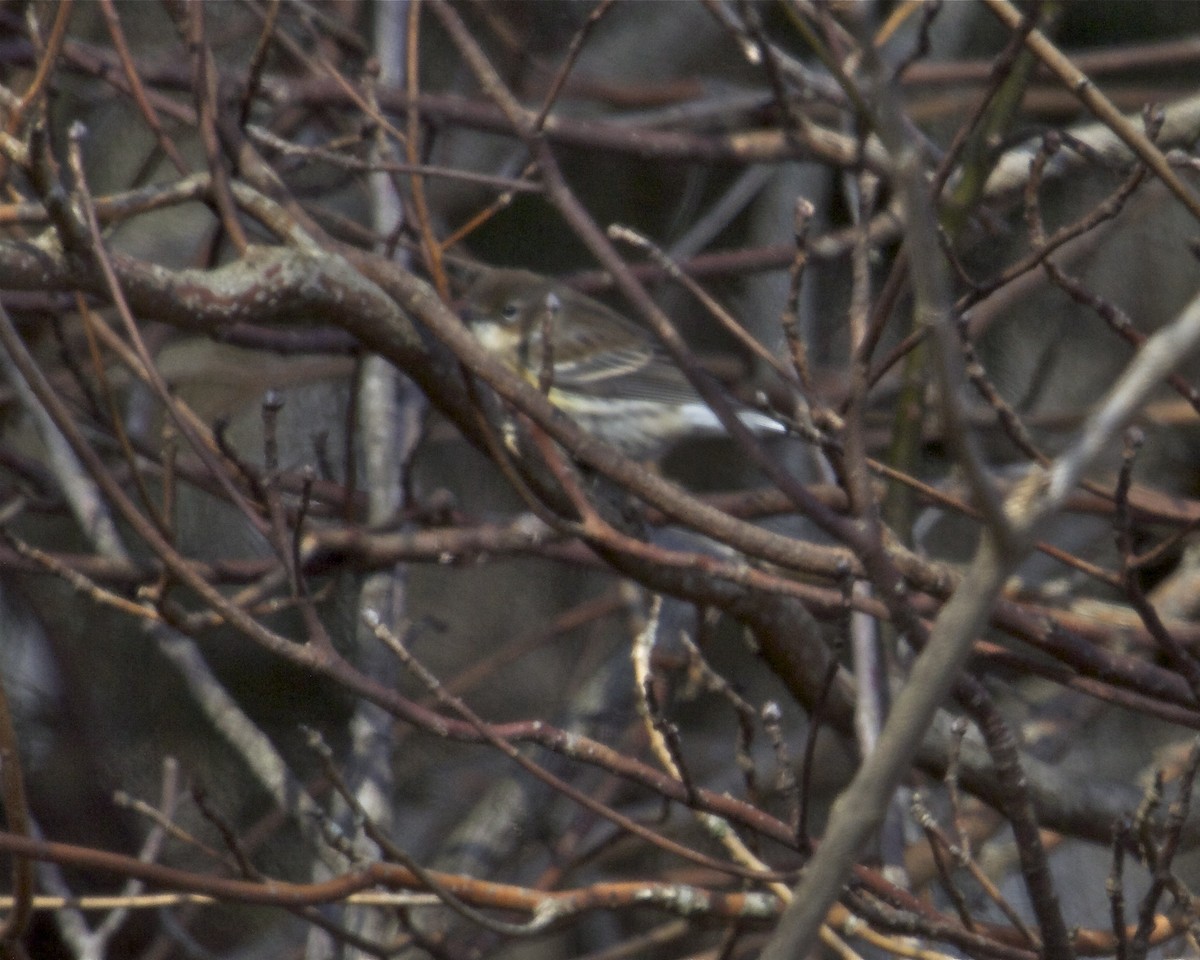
[541,299,707,405]
[553,342,708,405]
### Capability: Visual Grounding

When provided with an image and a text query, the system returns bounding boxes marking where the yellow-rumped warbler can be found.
[462,268,784,458]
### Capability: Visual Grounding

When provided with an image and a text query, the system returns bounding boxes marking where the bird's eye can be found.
[500,303,520,323]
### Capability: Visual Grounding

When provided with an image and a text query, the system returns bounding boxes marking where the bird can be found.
[461,268,784,458]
